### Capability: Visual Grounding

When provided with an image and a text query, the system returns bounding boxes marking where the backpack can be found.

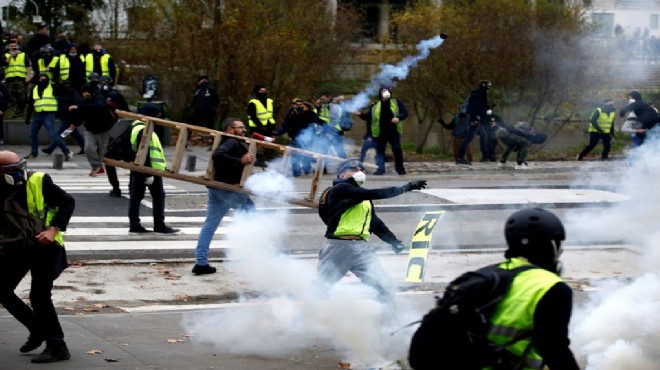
[318,186,335,225]
[105,123,138,162]
[408,264,536,370]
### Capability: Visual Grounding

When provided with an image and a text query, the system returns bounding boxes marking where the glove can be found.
[391,242,406,254]
[403,180,427,192]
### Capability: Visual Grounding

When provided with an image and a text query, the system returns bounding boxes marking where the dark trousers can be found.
[451,136,472,161]
[458,123,479,160]
[106,164,120,192]
[0,244,67,343]
[375,132,405,174]
[128,172,166,229]
[579,132,611,159]
[478,125,498,160]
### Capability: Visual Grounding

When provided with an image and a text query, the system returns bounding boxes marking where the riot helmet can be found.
[504,208,565,274]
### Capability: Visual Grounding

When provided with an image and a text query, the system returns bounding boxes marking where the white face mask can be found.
[628,98,636,104]
[381,91,391,100]
[352,171,366,186]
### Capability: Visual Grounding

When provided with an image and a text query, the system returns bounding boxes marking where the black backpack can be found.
[408,264,536,370]
[105,123,139,162]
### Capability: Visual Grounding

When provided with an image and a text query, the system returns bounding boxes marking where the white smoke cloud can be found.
[341,35,445,113]
[181,171,421,368]
[567,130,660,369]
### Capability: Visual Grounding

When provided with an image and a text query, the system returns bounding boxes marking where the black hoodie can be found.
[619,91,660,130]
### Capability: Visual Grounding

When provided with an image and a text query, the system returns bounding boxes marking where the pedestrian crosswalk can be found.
[48,175,186,194]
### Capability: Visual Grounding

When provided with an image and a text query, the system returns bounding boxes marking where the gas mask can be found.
[351,171,366,187]
[628,98,636,104]
[381,91,391,100]
[0,159,28,186]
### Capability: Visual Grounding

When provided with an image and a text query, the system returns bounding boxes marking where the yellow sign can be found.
[404,211,445,283]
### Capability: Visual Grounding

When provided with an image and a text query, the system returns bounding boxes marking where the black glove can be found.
[403,180,427,192]
[391,242,406,254]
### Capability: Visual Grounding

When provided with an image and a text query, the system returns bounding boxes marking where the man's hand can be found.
[241,154,255,165]
[392,117,400,124]
[36,226,58,245]
[391,242,406,254]
[403,180,428,192]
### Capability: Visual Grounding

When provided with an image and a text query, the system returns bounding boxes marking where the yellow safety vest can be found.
[589,108,615,134]
[130,120,167,170]
[85,53,111,79]
[486,258,563,370]
[33,84,58,113]
[371,99,402,137]
[247,98,275,128]
[333,200,372,241]
[26,172,64,246]
[58,55,85,81]
[5,52,28,79]
[37,56,59,80]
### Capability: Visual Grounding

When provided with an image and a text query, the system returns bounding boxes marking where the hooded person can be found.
[0,150,75,364]
[355,87,409,175]
[187,75,219,129]
[56,44,86,90]
[619,90,660,145]
[456,80,493,165]
[247,83,275,135]
[577,99,616,161]
[127,103,180,236]
[316,158,427,313]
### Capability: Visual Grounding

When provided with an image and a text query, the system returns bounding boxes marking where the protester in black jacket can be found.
[73,84,115,176]
[192,118,255,276]
[618,90,660,145]
[0,150,75,364]
[456,80,492,165]
[187,75,219,129]
[273,99,321,176]
[43,80,84,154]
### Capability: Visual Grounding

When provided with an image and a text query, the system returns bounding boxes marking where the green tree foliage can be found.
[110,0,361,125]
[389,0,607,152]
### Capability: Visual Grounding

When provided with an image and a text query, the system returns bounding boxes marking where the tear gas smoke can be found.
[341,34,446,113]
[566,130,660,370]
[181,171,423,368]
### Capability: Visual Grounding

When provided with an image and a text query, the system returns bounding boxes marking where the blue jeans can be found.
[45,120,84,153]
[30,112,69,155]
[195,188,255,265]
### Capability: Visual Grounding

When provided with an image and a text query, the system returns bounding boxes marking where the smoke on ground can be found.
[181,170,422,368]
[566,130,660,369]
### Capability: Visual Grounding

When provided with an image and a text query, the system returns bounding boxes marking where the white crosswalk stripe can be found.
[48,175,184,194]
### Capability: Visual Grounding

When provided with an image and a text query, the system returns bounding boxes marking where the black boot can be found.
[19,335,44,353]
[31,341,70,363]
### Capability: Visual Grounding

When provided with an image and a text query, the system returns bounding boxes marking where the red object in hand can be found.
[251,132,274,142]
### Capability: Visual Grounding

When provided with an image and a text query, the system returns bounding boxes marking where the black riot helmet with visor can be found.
[0,158,28,186]
[504,208,566,275]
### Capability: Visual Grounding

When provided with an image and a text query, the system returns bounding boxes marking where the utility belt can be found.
[331,235,363,241]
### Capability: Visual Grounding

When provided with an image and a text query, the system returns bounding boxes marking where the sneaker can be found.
[64,151,73,161]
[576,154,582,161]
[20,335,44,353]
[76,149,85,155]
[41,148,53,155]
[497,162,506,168]
[192,264,217,275]
[23,153,38,159]
[89,166,105,177]
[514,163,531,170]
[108,189,121,197]
[456,158,471,165]
[373,170,385,176]
[129,225,152,235]
[31,342,70,363]
[396,170,407,176]
[154,226,181,235]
